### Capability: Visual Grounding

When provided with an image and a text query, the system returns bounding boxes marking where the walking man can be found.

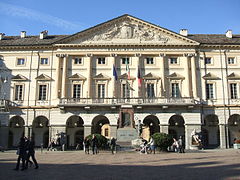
[14,137,27,171]
[26,137,39,169]
[110,137,117,154]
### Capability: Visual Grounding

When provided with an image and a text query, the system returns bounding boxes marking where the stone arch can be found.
[202,114,220,148]
[66,115,84,149]
[32,116,49,147]
[142,115,160,140]
[168,115,185,139]
[228,114,240,147]
[91,115,110,137]
[8,116,25,147]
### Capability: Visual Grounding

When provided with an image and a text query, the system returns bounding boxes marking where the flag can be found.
[113,65,118,81]
[137,66,142,87]
[126,62,130,80]
[126,81,135,91]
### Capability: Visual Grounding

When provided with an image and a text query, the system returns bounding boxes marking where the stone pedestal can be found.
[110,125,117,138]
[160,125,168,134]
[117,127,138,142]
[185,124,201,150]
[84,126,92,138]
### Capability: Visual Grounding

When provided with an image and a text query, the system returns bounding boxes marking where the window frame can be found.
[121,57,130,65]
[227,57,236,65]
[204,57,213,65]
[14,83,24,101]
[146,83,155,98]
[72,57,83,65]
[38,83,48,101]
[171,82,180,98]
[72,83,82,99]
[97,57,106,65]
[229,83,238,99]
[16,58,26,66]
[146,57,154,65]
[206,82,215,99]
[169,57,179,65]
[40,57,49,65]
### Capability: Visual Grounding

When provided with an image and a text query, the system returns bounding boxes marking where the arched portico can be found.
[66,115,84,149]
[8,116,25,147]
[202,114,220,148]
[91,115,110,138]
[168,115,185,139]
[142,115,160,140]
[32,116,49,147]
[228,114,240,147]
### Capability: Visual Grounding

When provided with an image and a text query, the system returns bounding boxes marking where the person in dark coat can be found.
[14,137,27,171]
[26,137,39,169]
[91,134,97,154]
[110,137,117,154]
[178,136,185,153]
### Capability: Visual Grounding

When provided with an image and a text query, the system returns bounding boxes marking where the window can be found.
[97,84,105,98]
[122,83,130,98]
[171,83,180,98]
[146,57,154,64]
[73,58,82,65]
[15,85,23,101]
[40,58,48,65]
[97,57,106,64]
[73,84,81,98]
[205,57,212,64]
[38,84,47,100]
[170,58,178,64]
[17,58,25,65]
[206,83,214,99]
[104,128,109,137]
[147,84,155,98]
[122,57,130,64]
[228,57,235,65]
[230,83,237,99]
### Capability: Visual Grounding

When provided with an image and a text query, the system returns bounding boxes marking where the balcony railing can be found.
[59,97,197,106]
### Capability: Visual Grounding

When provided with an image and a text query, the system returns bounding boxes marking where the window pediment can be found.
[93,73,111,80]
[228,73,240,80]
[11,74,29,81]
[143,73,160,80]
[202,73,221,80]
[35,74,53,81]
[69,73,86,81]
[167,72,185,80]
[119,73,136,80]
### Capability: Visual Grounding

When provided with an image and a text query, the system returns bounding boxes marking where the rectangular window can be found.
[171,83,180,98]
[73,84,81,98]
[206,83,214,99]
[228,57,235,65]
[146,57,154,64]
[147,84,155,98]
[17,58,25,65]
[170,58,178,64]
[38,85,47,100]
[122,57,130,64]
[74,58,82,65]
[40,58,48,65]
[15,85,23,101]
[97,84,105,98]
[230,83,237,99]
[205,57,212,64]
[97,57,106,64]
[122,83,130,98]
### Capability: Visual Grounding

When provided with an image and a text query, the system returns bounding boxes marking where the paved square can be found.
[0,149,240,180]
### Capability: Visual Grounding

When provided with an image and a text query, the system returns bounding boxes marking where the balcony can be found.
[59,97,197,107]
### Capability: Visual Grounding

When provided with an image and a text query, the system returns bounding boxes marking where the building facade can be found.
[0,14,240,149]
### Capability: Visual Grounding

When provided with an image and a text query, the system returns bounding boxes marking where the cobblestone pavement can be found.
[0,149,240,180]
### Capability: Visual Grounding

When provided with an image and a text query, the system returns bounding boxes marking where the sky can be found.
[0,0,240,36]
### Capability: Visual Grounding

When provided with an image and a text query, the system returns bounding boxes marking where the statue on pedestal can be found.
[191,129,202,146]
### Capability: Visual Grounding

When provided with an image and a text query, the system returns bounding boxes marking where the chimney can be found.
[0,33,5,40]
[21,31,26,38]
[40,30,48,39]
[226,30,232,38]
[180,29,188,36]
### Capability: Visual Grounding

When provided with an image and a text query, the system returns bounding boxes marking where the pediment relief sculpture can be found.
[11,74,29,81]
[35,74,53,81]
[202,73,221,80]
[93,73,111,80]
[69,73,86,81]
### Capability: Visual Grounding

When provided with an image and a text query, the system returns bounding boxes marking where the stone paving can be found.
[0,149,240,180]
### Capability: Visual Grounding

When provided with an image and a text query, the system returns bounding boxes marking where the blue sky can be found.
[0,0,239,36]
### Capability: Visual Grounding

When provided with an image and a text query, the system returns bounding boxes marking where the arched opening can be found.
[168,115,185,139]
[91,115,110,138]
[32,116,49,147]
[66,115,84,149]
[142,115,160,140]
[202,114,220,148]
[9,116,25,147]
[228,114,240,147]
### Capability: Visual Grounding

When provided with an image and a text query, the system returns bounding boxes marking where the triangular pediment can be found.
[93,73,111,80]
[202,73,221,80]
[57,14,199,46]
[167,72,185,80]
[35,74,53,81]
[11,74,28,81]
[69,73,86,80]
[228,73,240,80]
[143,73,160,80]
[119,73,136,80]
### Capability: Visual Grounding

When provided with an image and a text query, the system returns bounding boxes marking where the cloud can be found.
[0,2,83,31]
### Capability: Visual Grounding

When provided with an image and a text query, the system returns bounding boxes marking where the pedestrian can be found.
[148,136,156,154]
[40,143,43,153]
[26,137,39,169]
[91,134,97,154]
[172,138,179,152]
[178,136,185,153]
[110,137,117,154]
[14,137,27,171]
[84,137,90,154]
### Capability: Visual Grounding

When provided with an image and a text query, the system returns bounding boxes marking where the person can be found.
[172,138,179,152]
[178,136,185,153]
[110,137,117,154]
[91,134,97,154]
[140,138,148,154]
[148,137,156,154]
[84,137,90,154]
[26,137,39,169]
[14,137,27,171]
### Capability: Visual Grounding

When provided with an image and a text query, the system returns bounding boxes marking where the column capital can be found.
[56,54,68,58]
[159,53,166,57]
[135,53,141,57]
[110,53,117,57]
[86,53,93,57]
[183,53,196,57]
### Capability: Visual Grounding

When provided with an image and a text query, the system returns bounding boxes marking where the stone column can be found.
[85,54,93,98]
[219,124,227,149]
[158,53,166,96]
[184,124,201,149]
[24,126,30,138]
[183,54,191,97]
[84,125,92,137]
[135,53,141,98]
[61,54,68,98]
[160,124,168,134]
[110,125,117,138]
[108,54,117,98]
[190,55,197,98]
[55,54,63,99]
